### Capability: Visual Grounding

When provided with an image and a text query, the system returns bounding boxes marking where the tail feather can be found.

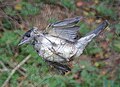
[87,20,109,36]
[75,20,109,56]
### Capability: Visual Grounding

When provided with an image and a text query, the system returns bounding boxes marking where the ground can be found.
[0,0,120,87]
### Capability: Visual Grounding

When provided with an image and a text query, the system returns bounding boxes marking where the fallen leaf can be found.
[76,1,84,7]
[94,0,99,4]
[96,19,102,23]
[100,70,107,75]
[18,76,26,81]
[83,11,89,16]
[100,42,108,49]
[86,18,95,24]
[14,4,22,10]
[95,52,104,58]
[80,65,85,69]
[94,62,100,67]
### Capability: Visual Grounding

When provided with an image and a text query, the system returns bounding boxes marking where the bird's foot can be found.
[45,60,71,75]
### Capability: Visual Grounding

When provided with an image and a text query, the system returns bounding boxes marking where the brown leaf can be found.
[14,4,22,10]
[18,76,26,82]
[76,1,84,7]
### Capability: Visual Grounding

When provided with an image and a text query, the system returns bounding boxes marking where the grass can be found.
[0,0,120,87]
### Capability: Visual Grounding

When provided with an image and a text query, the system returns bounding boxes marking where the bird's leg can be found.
[45,60,71,75]
[47,47,68,62]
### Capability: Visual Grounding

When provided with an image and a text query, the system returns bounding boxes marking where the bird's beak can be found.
[18,40,26,46]
[18,37,30,46]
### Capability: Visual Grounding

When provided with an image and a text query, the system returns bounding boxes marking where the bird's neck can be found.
[31,32,44,45]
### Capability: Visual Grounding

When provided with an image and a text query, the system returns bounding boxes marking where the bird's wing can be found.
[45,17,82,42]
[49,16,83,28]
[48,26,80,42]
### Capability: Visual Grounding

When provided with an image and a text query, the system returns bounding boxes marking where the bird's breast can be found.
[34,35,77,62]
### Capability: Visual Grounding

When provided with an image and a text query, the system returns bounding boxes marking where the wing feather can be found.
[48,26,80,42]
[45,17,82,42]
[51,16,83,28]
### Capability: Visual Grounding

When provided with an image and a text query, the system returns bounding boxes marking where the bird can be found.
[18,17,109,74]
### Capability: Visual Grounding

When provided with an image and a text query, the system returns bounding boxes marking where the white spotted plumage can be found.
[19,17,109,65]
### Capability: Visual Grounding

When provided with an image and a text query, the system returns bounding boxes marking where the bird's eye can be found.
[24,32,31,37]
[25,30,31,37]
[26,34,30,37]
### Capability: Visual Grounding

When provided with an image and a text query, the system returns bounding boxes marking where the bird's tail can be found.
[86,20,109,36]
[75,20,109,56]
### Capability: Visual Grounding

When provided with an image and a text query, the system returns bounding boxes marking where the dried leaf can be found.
[14,4,22,10]
[76,1,84,7]
[94,62,100,67]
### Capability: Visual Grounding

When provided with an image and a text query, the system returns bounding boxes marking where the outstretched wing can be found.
[50,16,83,28]
[45,17,83,42]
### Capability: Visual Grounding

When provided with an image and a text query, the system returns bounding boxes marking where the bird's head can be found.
[18,27,39,46]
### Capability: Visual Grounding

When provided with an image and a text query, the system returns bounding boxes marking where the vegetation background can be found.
[0,0,120,87]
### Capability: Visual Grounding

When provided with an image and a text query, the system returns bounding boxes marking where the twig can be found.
[0,61,26,76]
[1,55,31,87]
[0,61,9,72]
[0,8,20,28]
[17,69,26,76]
[8,62,27,76]
[0,1,17,8]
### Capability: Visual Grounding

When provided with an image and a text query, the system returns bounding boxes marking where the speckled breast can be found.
[34,35,77,62]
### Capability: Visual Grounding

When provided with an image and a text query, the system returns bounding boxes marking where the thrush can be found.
[18,17,109,73]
